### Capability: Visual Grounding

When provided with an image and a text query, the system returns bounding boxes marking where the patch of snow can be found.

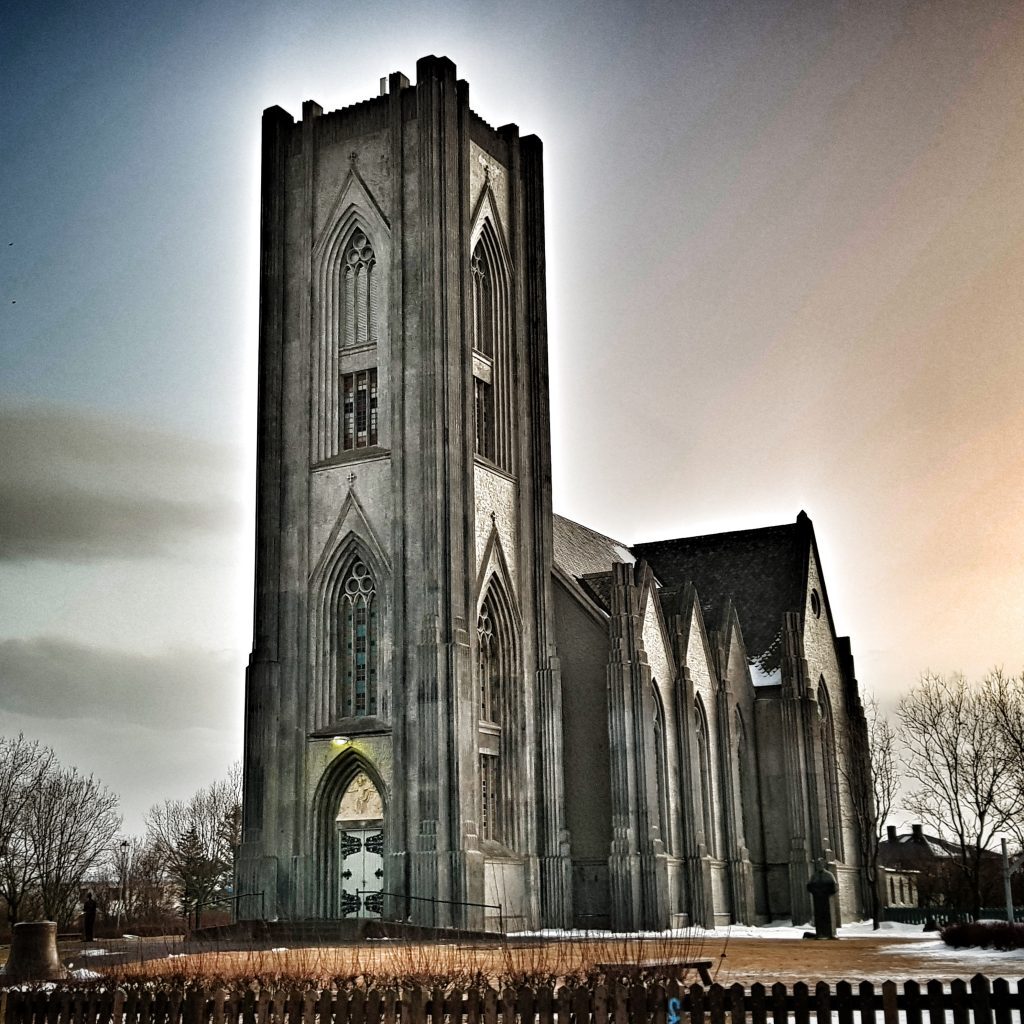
[71,968,103,980]
[513,920,930,941]
[80,948,115,957]
[748,661,781,687]
[883,939,1024,962]
[270,947,290,953]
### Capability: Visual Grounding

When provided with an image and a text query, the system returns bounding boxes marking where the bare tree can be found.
[113,835,177,925]
[0,828,37,925]
[983,669,1024,843]
[0,736,56,924]
[23,766,121,927]
[146,764,241,926]
[898,672,1020,919]
[839,695,900,928]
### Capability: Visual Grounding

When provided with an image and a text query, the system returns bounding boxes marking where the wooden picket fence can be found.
[1,976,1022,1024]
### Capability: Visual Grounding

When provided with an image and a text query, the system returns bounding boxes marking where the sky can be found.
[1,0,1022,833]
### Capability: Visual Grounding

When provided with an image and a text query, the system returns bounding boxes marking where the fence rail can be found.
[882,906,1023,926]
[1,976,1022,1024]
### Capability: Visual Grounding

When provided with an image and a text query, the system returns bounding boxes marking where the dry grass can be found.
[98,933,716,991]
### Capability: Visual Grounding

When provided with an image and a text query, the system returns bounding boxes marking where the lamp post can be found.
[116,839,129,933]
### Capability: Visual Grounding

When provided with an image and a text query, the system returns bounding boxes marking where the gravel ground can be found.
[3,929,1020,986]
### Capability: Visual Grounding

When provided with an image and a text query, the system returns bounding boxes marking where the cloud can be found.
[0,404,243,562]
[0,635,245,831]
[0,636,242,727]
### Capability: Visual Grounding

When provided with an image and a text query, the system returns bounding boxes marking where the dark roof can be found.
[878,830,1000,868]
[631,519,807,670]
[552,514,633,580]
[551,515,634,615]
[579,573,613,612]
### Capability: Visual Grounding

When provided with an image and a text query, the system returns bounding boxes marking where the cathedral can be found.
[238,55,872,932]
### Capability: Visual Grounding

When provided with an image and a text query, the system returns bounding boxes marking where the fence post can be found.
[925,981,944,1024]
[692,984,708,1024]
[769,983,786,1024]
[950,980,969,1024]
[749,983,767,1024]
[969,976,992,1024]
[538,985,555,1024]
[990,979,1011,1024]
[708,986,725,1024]
[573,988,591,1024]
[858,982,876,1024]
[730,984,746,1024]
[557,987,573,1024]
[881,982,898,1024]
[792,983,809,1024]
[813,983,829,1024]
[483,989,498,1024]
[902,981,921,1024]
[834,982,853,1024]
[518,985,536,1024]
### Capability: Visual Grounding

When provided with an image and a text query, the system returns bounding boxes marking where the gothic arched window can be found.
[734,706,752,850]
[818,680,844,859]
[470,222,513,472]
[695,697,716,858]
[335,557,378,718]
[339,229,378,350]
[314,217,384,463]
[477,583,518,845]
[652,683,670,851]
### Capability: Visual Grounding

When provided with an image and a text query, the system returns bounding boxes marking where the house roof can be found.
[631,520,806,672]
[878,829,1000,868]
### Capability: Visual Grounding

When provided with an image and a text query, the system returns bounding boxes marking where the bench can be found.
[597,959,714,985]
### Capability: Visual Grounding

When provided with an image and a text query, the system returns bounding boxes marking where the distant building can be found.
[238,55,872,931]
[877,824,1003,912]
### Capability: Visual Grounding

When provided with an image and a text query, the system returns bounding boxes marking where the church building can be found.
[238,56,873,931]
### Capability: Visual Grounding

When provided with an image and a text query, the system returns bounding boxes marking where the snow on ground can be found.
[514,920,929,940]
[685,920,929,940]
[882,938,1024,964]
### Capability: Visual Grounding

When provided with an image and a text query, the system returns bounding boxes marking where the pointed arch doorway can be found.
[335,770,385,918]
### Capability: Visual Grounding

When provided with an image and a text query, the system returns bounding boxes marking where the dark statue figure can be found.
[83,891,97,941]
[805,859,838,939]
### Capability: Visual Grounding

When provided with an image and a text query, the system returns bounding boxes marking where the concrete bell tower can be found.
[238,55,572,930]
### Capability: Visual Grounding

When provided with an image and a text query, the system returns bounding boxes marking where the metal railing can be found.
[355,888,504,933]
[185,891,265,931]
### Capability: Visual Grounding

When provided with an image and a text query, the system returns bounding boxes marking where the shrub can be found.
[941,920,1024,950]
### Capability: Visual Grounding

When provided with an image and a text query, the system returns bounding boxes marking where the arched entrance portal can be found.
[335,771,384,918]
